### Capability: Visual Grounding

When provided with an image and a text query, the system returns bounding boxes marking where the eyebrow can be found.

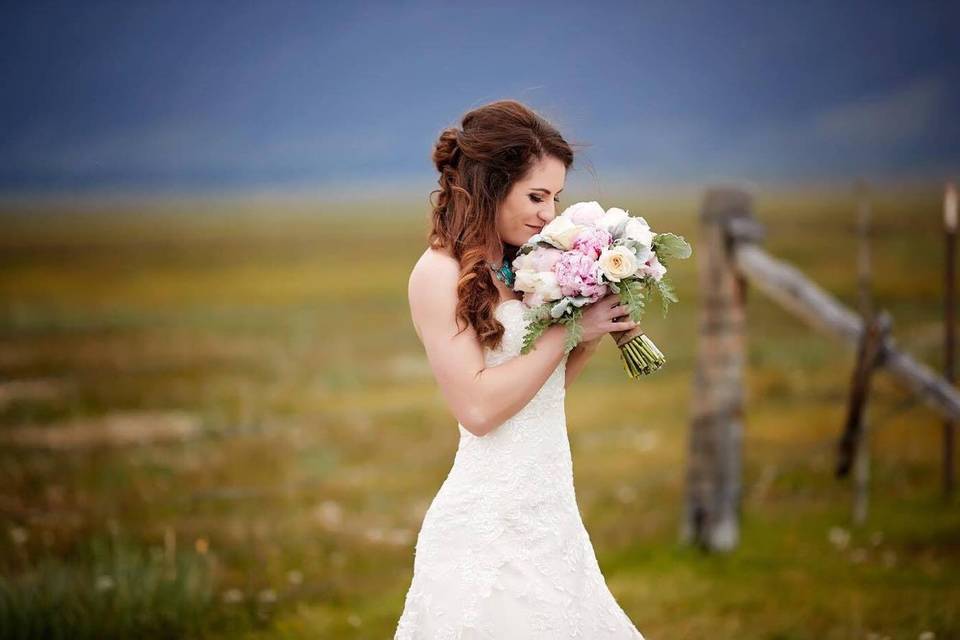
[530,187,564,195]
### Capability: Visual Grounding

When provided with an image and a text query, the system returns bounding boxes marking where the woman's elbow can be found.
[458,404,492,437]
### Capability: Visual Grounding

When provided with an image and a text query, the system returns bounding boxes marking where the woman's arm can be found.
[410,251,569,437]
[564,335,602,389]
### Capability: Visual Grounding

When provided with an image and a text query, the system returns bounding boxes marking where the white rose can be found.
[597,245,639,282]
[597,207,630,237]
[623,217,655,247]
[540,215,582,250]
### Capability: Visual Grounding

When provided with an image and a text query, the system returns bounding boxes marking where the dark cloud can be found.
[1,0,957,194]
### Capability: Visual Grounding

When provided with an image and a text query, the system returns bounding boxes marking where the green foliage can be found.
[557,306,584,354]
[616,278,650,323]
[520,313,552,355]
[521,304,584,355]
[654,275,679,317]
[0,534,221,640]
[615,274,680,321]
[652,232,692,260]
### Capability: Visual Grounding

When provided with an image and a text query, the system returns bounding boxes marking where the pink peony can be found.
[554,251,608,303]
[571,227,612,261]
[526,246,563,272]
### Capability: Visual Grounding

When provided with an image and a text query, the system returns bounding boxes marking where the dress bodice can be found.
[445,298,574,521]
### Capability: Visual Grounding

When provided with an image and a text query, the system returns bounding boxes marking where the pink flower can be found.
[554,251,608,303]
[571,227,612,261]
[639,253,667,281]
[522,290,545,307]
[526,246,563,272]
[562,201,606,226]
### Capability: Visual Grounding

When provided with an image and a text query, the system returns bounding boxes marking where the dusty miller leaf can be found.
[652,232,692,260]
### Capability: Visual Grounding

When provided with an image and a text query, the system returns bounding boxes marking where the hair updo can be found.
[427,99,575,351]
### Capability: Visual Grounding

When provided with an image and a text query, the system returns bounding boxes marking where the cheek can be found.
[507,197,533,224]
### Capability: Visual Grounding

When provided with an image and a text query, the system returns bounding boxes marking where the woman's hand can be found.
[579,293,636,343]
[575,334,603,353]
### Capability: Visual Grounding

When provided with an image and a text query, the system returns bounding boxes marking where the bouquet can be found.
[511,201,692,378]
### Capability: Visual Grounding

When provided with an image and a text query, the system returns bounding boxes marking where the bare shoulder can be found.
[408,247,461,341]
[409,246,459,297]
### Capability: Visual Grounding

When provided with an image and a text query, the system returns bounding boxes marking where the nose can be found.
[539,202,557,223]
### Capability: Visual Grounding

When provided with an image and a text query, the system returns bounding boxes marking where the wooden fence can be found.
[683,187,959,552]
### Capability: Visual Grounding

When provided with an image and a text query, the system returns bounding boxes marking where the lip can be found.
[526,224,543,232]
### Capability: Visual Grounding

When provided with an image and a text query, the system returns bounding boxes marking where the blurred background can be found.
[1,1,958,638]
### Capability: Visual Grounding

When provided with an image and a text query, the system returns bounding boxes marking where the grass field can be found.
[0,185,957,639]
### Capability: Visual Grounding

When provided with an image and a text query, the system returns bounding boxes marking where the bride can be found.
[395,100,647,639]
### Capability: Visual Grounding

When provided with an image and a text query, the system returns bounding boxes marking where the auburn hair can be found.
[427,99,576,350]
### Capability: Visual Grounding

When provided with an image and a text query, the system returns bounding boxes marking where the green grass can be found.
[0,185,957,639]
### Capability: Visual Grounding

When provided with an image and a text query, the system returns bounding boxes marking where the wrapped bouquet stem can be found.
[610,322,666,378]
[512,201,691,378]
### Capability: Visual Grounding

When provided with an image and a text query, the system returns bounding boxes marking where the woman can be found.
[395,100,647,639]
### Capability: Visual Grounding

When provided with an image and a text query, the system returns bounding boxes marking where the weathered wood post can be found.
[944,182,957,500]
[682,187,763,552]
[853,180,874,524]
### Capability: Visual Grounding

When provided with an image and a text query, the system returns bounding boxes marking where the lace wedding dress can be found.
[394,299,646,639]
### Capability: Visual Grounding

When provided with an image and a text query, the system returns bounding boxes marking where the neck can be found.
[491,244,517,267]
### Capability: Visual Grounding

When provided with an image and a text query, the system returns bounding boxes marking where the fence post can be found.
[682,187,759,551]
[944,182,957,500]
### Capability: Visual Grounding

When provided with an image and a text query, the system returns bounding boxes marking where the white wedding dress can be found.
[394,299,646,639]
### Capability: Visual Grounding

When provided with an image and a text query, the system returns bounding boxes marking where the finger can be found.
[607,305,630,321]
[609,319,638,331]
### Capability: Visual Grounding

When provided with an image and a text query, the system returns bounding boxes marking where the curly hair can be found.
[428,99,575,351]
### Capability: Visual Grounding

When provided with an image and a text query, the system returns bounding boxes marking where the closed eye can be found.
[529,195,561,204]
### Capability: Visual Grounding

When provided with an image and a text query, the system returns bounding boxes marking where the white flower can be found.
[95,575,115,591]
[513,268,539,293]
[534,271,563,301]
[828,526,850,550]
[539,216,583,250]
[222,588,245,604]
[511,252,532,272]
[560,201,605,226]
[623,216,655,247]
[640,253,667,281]
[597,246,638,282]
[597,207,630,237]
[514,269,562,301]
[258,588,278,603]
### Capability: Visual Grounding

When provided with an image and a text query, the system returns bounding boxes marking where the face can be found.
[496,154,566,250]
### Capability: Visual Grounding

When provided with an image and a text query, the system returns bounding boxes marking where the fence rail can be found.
[683,186,957,552]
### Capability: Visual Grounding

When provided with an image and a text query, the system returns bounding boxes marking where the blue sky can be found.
[1,0,958,196]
